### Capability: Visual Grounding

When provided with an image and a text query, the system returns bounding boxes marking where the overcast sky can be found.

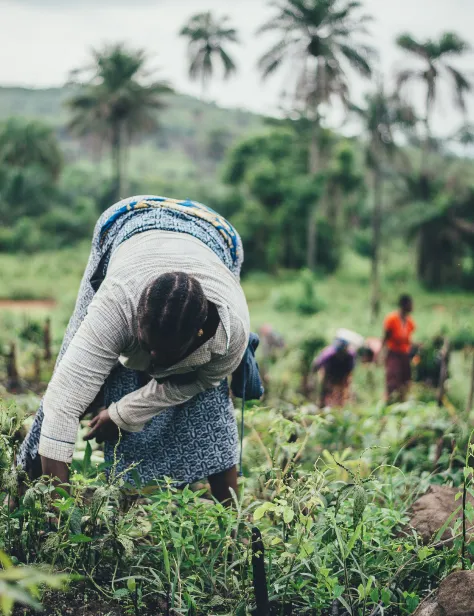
[1,0,473,133]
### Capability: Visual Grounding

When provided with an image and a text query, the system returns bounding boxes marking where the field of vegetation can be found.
[1,242,473,615]
[1,0,474,614]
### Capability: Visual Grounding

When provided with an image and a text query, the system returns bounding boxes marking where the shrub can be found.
[352,228,373,258]
[273,269,325,315]
[451,326,474,351]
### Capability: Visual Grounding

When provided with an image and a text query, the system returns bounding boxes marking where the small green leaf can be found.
[283,507,294,524]
[69,534,93,543]
[127,577,136,593]
[333,584,344,598]
[0,551,13,569]
[162,538,171,582]
[254,502,274,520]
[466,502,474,522]
[366,576,374,593]
[55,487,70,499]
[69,507,83,535]
[381,589,391,605]
[405,594,420,611]
[370,588,380,603]
[346,522,362,557]
[0,594,14,615]
[83,441,92,474]
[418,546,433,561]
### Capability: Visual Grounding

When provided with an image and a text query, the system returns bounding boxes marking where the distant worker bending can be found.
[382,294,416,402]
[312,337,356,408]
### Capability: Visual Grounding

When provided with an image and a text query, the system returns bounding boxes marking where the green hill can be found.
[0,86,266,181]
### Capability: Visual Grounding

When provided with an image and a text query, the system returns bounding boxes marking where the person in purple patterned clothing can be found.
[311,338,356,408]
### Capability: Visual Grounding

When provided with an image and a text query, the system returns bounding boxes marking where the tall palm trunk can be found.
[307,123,320,271]
[111,122,125,201]
[421,90,433,169]
[370,166,383,322]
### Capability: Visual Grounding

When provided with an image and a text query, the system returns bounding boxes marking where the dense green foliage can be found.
[2,391,474,614]
[0,3,473,612]
[0,236,473,614]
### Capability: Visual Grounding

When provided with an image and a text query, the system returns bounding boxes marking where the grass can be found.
[0,242,472,404]
[0,244,473,614]
[1,241,472,337]
[0,396,473,615]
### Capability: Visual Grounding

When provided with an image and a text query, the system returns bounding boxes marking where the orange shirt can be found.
[384,311,415,354]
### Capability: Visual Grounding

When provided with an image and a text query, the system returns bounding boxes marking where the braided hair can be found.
[137,272,208,362]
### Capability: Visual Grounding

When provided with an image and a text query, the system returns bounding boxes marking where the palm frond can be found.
[219,47,238,79]
[445,65,472,112]
[257,38,295,79]
[439,32,470,56]
[338,43,374,77]
[396,33,429,59]
[188,48,208,81]
[216,28,239,43]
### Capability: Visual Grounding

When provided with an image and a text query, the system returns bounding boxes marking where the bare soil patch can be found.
[0,299,57,311]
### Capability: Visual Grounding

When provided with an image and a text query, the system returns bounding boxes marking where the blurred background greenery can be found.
[0,1,473,407]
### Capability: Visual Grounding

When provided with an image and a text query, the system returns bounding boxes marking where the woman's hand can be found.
[84,407,119,444]
[41,457,70,485]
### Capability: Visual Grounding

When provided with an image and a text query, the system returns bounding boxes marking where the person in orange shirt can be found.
[382,294,416,402]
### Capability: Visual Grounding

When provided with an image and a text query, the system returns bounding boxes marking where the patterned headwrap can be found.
[99,196,241,265]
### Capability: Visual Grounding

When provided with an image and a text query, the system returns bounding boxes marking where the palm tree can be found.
[351,84,416,319]
[67,44,172,200]
[397,168,474,288]
[396,32,471,144]
[180,12,239,97]
[257,0,375,270]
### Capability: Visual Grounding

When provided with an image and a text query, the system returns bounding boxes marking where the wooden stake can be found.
[34,351,41,383]
[466,352,474,415]
[7,342,20,392]
[252,526,269,616]
[437,338,450,407]
[44,317,52,362]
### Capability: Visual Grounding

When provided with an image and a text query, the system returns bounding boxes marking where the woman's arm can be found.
[39,279,130,471]
[108,317,248,432]
[311,346,333,373]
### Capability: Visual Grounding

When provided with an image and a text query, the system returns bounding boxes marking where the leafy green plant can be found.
[0,551,67,615]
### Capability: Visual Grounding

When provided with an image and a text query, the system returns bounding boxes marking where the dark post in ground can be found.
[437,338,450,407]
[44,317,52,362]
[7,342,20,392]
[252,526,269,615]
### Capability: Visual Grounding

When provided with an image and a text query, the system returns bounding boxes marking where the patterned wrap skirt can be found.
[17,196,243,486]
[385,350,412,398]
[320,374,353,408]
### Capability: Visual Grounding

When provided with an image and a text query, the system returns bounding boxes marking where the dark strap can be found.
[239,361,247,477]
[233,333,264,477]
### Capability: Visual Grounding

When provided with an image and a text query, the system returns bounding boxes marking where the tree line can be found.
[0,0,473,313]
